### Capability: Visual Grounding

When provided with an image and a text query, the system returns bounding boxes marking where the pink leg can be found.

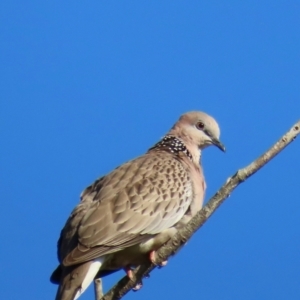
[123,266,134,280]
[124,266,143,291]
[149,250,168,267]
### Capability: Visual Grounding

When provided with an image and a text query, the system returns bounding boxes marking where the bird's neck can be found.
[148,135,199,163]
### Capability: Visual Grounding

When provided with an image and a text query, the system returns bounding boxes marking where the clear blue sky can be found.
[1,1,300,300]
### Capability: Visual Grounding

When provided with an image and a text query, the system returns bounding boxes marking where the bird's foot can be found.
[123,266,134,280]
[149,250,168,267]
[123,266,143,291]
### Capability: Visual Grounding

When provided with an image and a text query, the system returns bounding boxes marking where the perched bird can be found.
[51,111,225,300]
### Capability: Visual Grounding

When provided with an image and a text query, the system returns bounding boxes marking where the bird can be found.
[50,111,225,300]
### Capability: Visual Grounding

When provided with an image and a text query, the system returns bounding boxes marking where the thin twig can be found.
[94,278,103,300]
[100,120,300,300]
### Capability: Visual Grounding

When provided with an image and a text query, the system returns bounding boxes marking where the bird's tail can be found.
[55,259,103,300]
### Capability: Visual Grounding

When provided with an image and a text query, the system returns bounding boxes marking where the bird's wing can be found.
[60,152,193,266]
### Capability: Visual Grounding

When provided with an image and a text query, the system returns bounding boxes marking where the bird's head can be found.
[170,111,225,153]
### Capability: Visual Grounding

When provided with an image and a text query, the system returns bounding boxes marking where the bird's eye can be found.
[196,122,205,130]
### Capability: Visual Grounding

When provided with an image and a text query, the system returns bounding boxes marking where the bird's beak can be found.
[211,138,226,152]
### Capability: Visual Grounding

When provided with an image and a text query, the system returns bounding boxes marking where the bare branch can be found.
[94,278,103,300]
[101,120,300,300]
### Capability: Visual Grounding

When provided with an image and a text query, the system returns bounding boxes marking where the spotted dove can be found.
[51,111,225,300]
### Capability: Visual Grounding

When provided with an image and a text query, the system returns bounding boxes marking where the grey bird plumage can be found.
[51,111,225,300]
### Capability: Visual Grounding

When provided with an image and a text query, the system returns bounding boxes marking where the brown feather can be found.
[60,152,192,266]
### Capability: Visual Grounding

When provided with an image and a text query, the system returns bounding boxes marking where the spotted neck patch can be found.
[148,135,193,161]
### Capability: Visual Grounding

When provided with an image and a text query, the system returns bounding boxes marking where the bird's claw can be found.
[149,250,168,267]
[132,281,143,291]
[124,266,134,280]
